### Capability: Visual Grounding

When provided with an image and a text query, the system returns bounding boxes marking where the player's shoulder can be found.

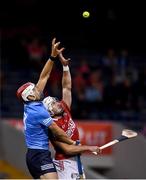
[26,101,48,116]
[61,100,70,112]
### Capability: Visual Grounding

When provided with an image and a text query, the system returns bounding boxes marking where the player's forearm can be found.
[39,57,54,80]
[56,134,75,145]
[36,59,54,92]
[62,69,71,89]
[49,122,75,145]
[67,145,92,155]
[60,144,92,155]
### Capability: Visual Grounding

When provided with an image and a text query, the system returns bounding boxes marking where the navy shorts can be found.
[26,149,57,179]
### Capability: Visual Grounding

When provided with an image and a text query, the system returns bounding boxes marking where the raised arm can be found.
[58,52,72,109]
[36,38,64,93]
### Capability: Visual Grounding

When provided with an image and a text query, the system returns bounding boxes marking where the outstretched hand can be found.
[58,52,71,66]
[51,38,65,57]
[89,146,102,154]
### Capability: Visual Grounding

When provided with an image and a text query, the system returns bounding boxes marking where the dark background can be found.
[1,0,146,126]
[1,0,146,53]
[1,3,146,179]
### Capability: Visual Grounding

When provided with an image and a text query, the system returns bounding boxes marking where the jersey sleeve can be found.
[37,108,53,127]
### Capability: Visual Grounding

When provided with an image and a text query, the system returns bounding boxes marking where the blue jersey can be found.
[23,101,53,150]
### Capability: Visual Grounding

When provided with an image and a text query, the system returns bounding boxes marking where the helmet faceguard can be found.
[16,82,35,102]
[43,96,59,116]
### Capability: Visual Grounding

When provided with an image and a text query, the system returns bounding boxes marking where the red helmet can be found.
[16,82,35,101]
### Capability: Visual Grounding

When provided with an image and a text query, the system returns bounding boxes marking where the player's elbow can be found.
[63,86,71,92]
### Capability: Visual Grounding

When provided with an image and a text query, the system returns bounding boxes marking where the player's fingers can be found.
[58,51,68,59]
[97,148,102,153]
[54,42,60,48]
[58,47,65,53]
[52,38,56,45]
[58,52,63,58]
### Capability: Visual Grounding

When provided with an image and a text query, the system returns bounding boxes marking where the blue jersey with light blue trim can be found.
[23,101,53,150]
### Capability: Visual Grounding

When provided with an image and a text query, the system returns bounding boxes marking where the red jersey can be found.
[52,100,79,160]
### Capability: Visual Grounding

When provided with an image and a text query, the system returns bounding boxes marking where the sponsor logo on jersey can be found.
[66,118,76,137]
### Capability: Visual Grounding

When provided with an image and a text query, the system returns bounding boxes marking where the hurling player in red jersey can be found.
[43,52,101,179]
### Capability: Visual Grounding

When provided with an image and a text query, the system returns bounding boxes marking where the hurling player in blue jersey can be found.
[16,38,76,179]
